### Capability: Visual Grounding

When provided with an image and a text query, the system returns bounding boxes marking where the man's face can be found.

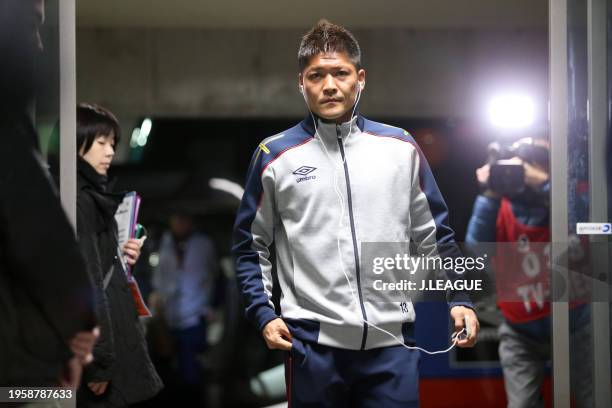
[299,51,365,123]
[0,0,45,109]
[8,0,46,51]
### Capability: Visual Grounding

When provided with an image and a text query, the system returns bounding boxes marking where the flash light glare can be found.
[488,95,535,130]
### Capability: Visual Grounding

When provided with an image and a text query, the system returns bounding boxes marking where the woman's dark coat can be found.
[76,157,162,407]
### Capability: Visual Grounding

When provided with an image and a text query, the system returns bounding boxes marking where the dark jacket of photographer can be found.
[0,114,96,386]
[76,157,162,407]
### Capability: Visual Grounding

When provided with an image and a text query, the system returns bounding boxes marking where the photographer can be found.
[466,138,591,408]
[475,138,550,203]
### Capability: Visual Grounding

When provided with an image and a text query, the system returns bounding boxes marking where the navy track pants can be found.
[284,338,420,407]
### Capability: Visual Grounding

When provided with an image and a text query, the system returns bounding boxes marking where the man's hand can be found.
[475,164,500,199]
[88,381,109,396]
[475,163,491,186]
[59,357,83,389]
[123,237,145,266]
[262,318,292,351]
[69,327,99,365]
[450,306,479,348]
[58,328,99,388]
[523,161,549,189]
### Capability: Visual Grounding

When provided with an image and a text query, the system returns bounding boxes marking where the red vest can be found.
[494,198,551,323]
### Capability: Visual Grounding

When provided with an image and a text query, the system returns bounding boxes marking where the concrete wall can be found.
[75,27,547,159]
[76,27,547,120]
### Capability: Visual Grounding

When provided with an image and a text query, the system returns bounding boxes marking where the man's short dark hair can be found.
[298,20,361,72]
[77,103,121,154]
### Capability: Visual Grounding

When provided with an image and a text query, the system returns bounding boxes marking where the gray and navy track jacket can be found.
[233,115,472,350]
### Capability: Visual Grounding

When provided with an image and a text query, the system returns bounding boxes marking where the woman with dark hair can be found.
[75,103,162,407]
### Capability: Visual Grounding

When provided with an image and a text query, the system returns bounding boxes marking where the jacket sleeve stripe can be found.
[232,149,278,331]
[234,135,314,330]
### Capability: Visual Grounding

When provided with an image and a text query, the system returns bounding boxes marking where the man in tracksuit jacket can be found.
[233,20,479,407]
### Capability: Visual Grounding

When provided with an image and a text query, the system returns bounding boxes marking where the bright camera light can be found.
[487,94,535,130]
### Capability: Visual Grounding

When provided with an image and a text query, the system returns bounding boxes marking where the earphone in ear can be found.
[299,84,304,94]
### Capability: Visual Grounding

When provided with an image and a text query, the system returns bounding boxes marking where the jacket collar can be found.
[77,156,109,193]
[300,113,365,139]
[77,156,124,224]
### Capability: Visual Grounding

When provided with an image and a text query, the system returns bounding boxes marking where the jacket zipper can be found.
[336,125,369,350]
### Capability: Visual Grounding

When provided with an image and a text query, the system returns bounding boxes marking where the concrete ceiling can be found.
[77,0,547,29]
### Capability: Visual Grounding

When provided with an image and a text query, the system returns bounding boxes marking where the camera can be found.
[485,138,549,196]
[489,160,525,195]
